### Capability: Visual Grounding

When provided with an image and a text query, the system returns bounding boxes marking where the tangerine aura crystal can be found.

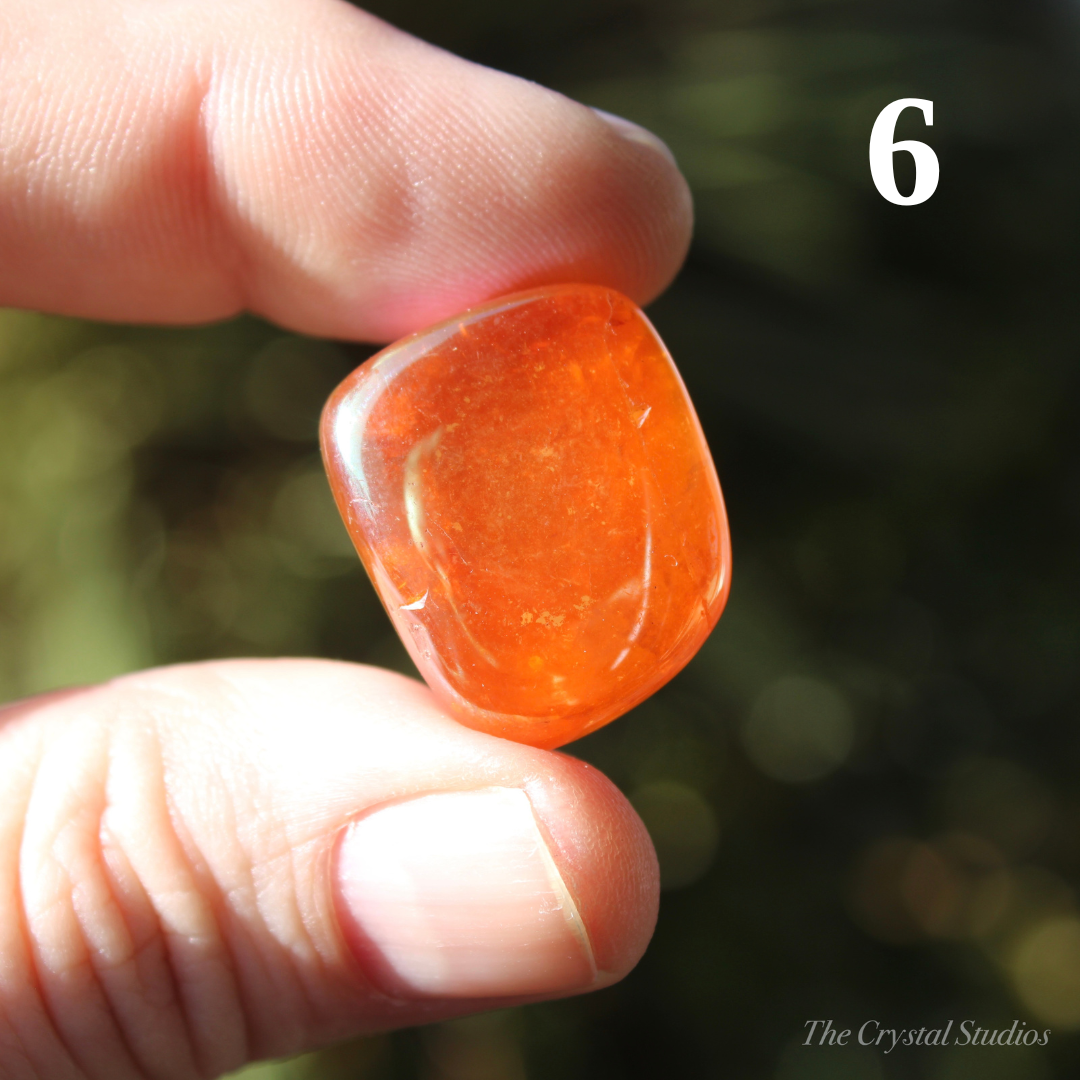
[321,284,731,749]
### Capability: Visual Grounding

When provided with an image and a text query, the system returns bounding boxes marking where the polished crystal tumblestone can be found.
[321,284,731,748]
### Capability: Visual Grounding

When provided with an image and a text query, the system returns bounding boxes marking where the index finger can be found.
[0,0,692,340]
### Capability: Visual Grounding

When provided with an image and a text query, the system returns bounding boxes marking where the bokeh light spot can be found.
[631,779,720,890]
[848,833,1012,943]
[244,336,350,442]
[742,675,854,782]
[271,463,358,577]
[1010,915,1080,1028]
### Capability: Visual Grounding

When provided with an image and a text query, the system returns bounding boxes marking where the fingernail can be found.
[591,107,677,166]
[337,787,596,999]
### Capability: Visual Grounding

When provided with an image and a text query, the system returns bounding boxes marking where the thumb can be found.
[1,659,658,1078]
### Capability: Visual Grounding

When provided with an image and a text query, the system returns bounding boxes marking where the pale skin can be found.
[0,0,694,1076]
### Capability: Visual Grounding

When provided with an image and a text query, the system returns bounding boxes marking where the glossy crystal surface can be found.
[321,284,730,748]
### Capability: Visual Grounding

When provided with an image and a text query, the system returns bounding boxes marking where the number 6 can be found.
[869,99,939,206]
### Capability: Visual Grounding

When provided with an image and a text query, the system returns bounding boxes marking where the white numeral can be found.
[869,98,939,206]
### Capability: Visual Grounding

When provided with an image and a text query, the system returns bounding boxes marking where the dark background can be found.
[2,0,1079,1078]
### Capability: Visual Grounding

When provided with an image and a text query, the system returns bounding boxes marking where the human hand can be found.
[0,0,692,1076]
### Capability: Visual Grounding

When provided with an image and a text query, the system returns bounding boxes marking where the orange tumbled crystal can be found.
[320,284,731,748]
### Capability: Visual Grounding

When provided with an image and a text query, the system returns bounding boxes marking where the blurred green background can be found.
[3,0,1080,1077]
